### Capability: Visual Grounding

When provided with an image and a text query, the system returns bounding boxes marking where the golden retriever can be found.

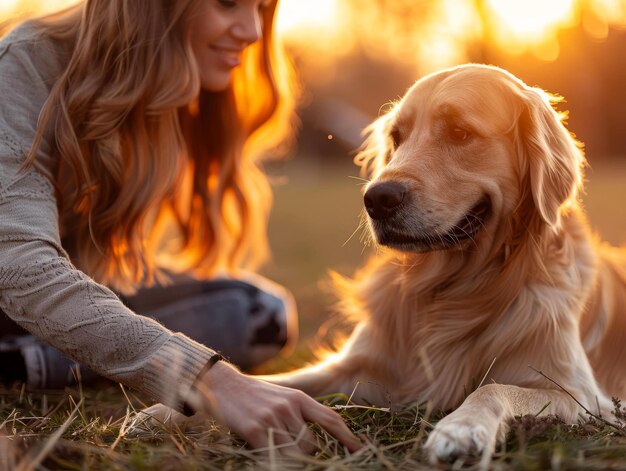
[262,64,626,462]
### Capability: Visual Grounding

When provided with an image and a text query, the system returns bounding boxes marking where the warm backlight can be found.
[0,0,78,18]
[275,0,339,37]
[485,0,578,60]
[275,0,355,65]
[487,0,576,39]
[1,0,625,68]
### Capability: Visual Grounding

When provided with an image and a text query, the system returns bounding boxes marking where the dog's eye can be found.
[390,128,401,149]
[450,126,470,142]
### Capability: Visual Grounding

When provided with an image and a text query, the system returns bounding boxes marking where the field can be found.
[2,157,626,470]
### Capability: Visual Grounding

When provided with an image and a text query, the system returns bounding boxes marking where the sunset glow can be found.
[0,0,78,18]
[275,0,339,37]
[275,0,356,65]
[487,0,576,39]
[0,0,19,15]
[1,0,625,68]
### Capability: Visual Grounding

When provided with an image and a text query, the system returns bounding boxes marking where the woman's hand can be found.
[190,361,362,455]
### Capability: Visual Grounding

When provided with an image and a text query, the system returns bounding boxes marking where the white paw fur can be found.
[425,418,496,464]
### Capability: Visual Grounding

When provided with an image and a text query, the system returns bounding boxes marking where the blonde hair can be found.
[22,0,295,293]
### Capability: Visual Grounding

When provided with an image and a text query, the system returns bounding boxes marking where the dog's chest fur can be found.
[350,212,599,410]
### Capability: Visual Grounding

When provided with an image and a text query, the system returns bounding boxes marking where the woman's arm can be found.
[0,26,216,411]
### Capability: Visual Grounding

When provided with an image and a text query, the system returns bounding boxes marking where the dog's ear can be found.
[354,109,396,179]
[516,87,584,229]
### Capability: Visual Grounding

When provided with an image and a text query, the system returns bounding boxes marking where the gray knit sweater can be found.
[0,23,217,410]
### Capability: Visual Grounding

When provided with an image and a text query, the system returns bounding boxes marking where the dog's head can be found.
[358,64,584,252]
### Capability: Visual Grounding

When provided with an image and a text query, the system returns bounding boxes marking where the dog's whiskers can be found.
[348,175,371,186]
[343,213,369,247]
[454,216,479,249]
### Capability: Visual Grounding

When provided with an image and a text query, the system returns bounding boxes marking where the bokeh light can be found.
[0,0,78,18]
[1,0,625,72]
[487,0,575,40]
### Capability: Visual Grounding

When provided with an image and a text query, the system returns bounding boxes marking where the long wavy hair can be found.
[21,0,295,293]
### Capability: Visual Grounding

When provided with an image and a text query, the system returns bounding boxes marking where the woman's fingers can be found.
[195,363,361,454]
[290,423,318,454]
[268,425,315,457]
[281,412,318,455]
[237,416,315,456]
[298,393,362,452]
[254,399,319,455]
[232,392,355,456]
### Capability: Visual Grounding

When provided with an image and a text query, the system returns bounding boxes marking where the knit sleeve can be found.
[0,27,217,411]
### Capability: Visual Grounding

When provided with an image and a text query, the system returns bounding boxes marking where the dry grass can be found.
[1,384,625,470]
[1,157,626,470]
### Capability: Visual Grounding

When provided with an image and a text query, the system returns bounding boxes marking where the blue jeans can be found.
[0,275,296,389]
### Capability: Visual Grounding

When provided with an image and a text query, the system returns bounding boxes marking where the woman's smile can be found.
[210,45,244,68]
[190,0,265,91]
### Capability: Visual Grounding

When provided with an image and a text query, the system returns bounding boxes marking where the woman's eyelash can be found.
[217,0,269,12]
[217,0,237,8]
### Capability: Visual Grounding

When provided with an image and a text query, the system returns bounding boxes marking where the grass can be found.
[2,156,626,470]
[2,385,626,469]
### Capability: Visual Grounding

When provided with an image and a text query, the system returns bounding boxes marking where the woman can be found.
[0,0,360,453]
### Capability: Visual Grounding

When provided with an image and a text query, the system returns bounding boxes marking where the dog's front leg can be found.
[258,355,365,398]
[424,384,590,464]
[258,323,382,401]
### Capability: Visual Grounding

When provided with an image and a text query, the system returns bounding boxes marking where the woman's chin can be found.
[199,72,232,93]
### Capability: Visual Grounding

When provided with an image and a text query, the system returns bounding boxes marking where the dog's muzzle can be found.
[364,180,492,251]
[364,182,406,220]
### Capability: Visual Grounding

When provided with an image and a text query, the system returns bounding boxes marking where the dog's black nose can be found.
[364,182,406,219]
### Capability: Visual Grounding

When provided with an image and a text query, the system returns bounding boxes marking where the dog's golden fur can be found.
[263,64,626,460]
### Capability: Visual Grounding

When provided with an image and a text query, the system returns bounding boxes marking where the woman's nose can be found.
[232,8,262,44]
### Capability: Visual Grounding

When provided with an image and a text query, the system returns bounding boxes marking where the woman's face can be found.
[189,0,269,92]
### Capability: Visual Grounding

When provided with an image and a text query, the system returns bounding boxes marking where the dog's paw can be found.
[425,419,495,464]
